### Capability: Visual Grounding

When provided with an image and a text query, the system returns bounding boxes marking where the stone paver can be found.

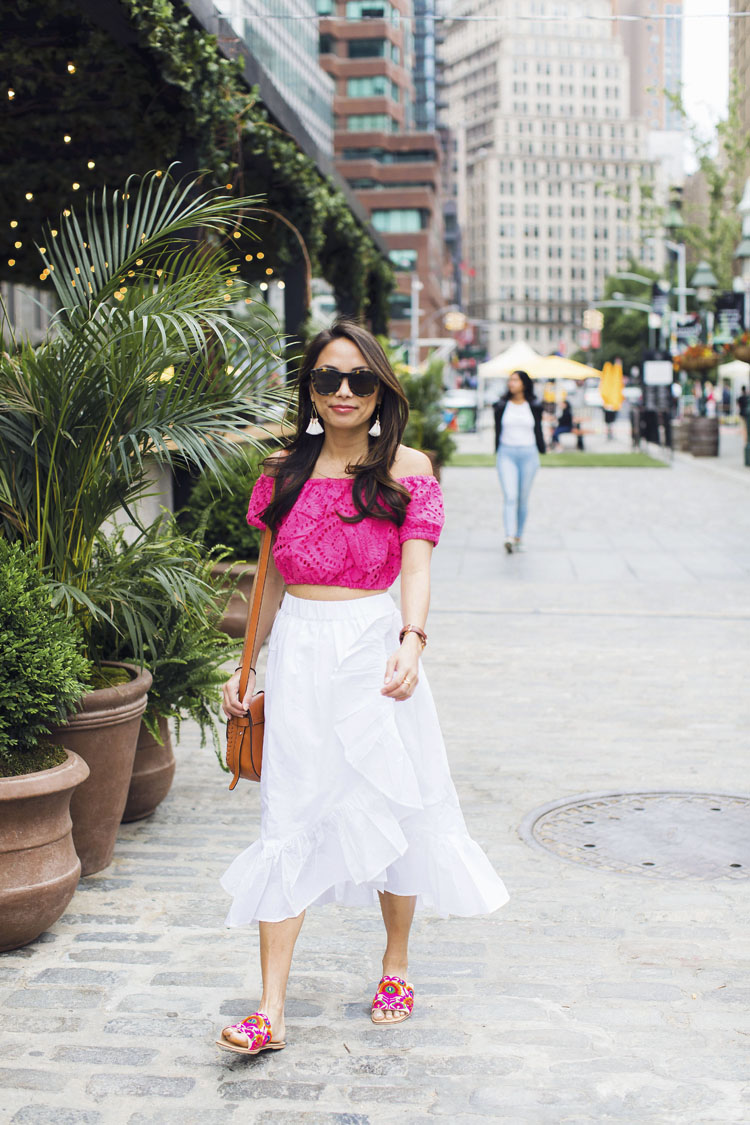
[2,438,750,1124]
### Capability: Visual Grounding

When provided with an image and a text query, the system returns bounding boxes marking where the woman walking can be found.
[493,369,546,554]
[217,321,508,1055]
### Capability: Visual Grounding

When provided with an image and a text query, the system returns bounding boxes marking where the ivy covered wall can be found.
[2,0,393,330]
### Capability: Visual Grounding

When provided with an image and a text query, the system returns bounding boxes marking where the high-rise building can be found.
[611,0,684,184]
[215,0,335,154]
[730,0,750,139]
[319,0,447,341]
[442,0,662,356]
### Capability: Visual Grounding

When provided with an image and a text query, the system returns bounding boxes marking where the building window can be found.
[347,76,399,100]
[346,1,391,18]
[347,38,387,58]
[317,0,333,13]
[319,33,334,54]
[346,114,396,132]
[389,293,412,319]
[371,208,425,232]
[388,248,418,270]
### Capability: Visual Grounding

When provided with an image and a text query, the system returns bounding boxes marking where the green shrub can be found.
[399,358,457,467]
[178,443,272,560]
[89,519,236,756]
[0,541,91,776]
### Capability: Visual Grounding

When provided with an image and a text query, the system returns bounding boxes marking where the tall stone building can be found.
[319,0,447,341]
[730,0,750,139]
[442,0,661,356]
[611,0,684,184]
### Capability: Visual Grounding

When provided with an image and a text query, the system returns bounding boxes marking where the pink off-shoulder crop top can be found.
[246,473,444,589]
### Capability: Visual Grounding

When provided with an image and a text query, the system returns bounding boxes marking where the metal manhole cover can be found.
[519,791,750,880]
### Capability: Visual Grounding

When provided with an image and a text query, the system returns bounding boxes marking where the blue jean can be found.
[496,444,540,539]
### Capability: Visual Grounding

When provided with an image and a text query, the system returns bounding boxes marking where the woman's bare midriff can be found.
[286,585,388,601]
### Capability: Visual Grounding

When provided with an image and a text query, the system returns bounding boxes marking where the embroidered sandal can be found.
[215,1011,286,1055]
[371,975,414,1025]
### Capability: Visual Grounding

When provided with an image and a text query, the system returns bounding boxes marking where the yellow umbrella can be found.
[599,361,624,410]
[522,354,601,381]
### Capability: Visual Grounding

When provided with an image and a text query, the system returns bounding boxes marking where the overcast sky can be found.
[682,0,729,143]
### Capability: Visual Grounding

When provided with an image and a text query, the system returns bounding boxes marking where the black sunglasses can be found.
[310,366,380,397]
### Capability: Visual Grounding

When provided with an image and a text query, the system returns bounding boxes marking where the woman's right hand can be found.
[222,669,257,719]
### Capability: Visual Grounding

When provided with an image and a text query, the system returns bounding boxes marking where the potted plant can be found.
[178,443,270,636]
[732,331,750,364]
[0,542,92,951]
[0,170,286,874]
[399,358,457,479]
[88,519,236,820]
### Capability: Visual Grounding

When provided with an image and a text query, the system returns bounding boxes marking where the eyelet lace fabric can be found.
[246,474,445,589]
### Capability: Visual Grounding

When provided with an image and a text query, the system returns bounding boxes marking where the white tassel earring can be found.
[306,403,324,436]
[368,408,382,438]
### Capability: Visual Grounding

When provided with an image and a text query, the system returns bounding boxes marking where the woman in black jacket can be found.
[493,370,546,554]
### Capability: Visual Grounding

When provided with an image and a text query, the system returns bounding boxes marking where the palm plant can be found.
[0,169,289,663]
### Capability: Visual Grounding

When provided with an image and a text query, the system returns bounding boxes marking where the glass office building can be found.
[215,0,334,153]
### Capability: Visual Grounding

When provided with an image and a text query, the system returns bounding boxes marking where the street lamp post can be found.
[690,260,718,344]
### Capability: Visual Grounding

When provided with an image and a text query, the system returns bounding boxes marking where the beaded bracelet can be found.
[399,624,427,649]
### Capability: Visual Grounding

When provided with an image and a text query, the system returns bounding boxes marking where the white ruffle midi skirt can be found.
[221,593,509,925]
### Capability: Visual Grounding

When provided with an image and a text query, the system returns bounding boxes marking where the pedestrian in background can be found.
[549,398,573,450]
[494,369,546,554]
[217,321,508,1058]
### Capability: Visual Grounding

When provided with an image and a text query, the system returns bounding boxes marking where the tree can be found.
[668,77,750,289]
[574,258,661,374]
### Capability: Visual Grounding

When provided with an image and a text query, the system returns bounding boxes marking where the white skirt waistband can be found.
[278,591,395,623]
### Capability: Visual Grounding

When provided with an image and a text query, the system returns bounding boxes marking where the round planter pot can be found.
[211,561,257,638]
[690,416,720,457]
[0,749,89,952]
[49,662,152,876]
[122,715,175,823]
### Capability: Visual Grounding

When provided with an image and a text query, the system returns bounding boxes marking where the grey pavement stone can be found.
[68,950,171,964]
[33,968,124,986]
[218,1079,325,1101]
[52,1046,159,1066]
[102,1016,209,1039]
[73,932,160,944]
[253,1116,369,1125]
[11,1110,101,1125]
[151,972,237,988]
[5,988,102,1009]
[86,1074,195,1101]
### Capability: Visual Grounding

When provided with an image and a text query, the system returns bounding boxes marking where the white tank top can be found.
[501,400,536,447]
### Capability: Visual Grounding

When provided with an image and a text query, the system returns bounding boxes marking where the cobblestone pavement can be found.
[3,449,750,1125]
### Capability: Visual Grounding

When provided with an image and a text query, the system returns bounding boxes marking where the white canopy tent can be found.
[477,341,541,406]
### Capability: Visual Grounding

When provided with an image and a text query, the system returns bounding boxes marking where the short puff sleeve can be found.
[246,472,274,530]
[399,476,444,546]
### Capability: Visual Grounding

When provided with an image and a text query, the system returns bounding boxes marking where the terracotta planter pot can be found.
[211,561,257,638]
[0,750,89,952]
[49,662,152,876]
[121,715,175,823]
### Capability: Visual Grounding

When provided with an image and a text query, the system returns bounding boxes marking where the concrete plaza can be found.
[2,437,750,1124]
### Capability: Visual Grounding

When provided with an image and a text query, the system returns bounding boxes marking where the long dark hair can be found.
[261,320,411,530]
[505,369,536,403]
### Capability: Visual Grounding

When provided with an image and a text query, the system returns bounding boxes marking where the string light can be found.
[63,210,70,217]
[87,160,95,169]
[230,265,239,273]
[277,281,286,289]
[135,259,143,266]
[8,89,15,100]
[14,241,21,249]
[265,267,273,275]
[232,231,241,239]
[226,183,233,190]
[259,282,268,291]
[8,259,15,267]
[72,182,80,190]
[245,254,253,261]
[51,229,58,237]
[25,192,33,200]
[223,293,232,301]
[64,135,71,144]
[10,221,17,228]
[39,247,46,254]
[67,62,76,74]
[244,298,253,304]
[257,252,264,260]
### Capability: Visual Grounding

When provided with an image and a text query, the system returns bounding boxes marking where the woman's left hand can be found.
[381,634,421,701]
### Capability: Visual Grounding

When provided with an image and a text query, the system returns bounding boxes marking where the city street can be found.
[3,445,750,1124]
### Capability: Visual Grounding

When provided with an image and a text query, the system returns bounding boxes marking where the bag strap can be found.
[238,482,275,704]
